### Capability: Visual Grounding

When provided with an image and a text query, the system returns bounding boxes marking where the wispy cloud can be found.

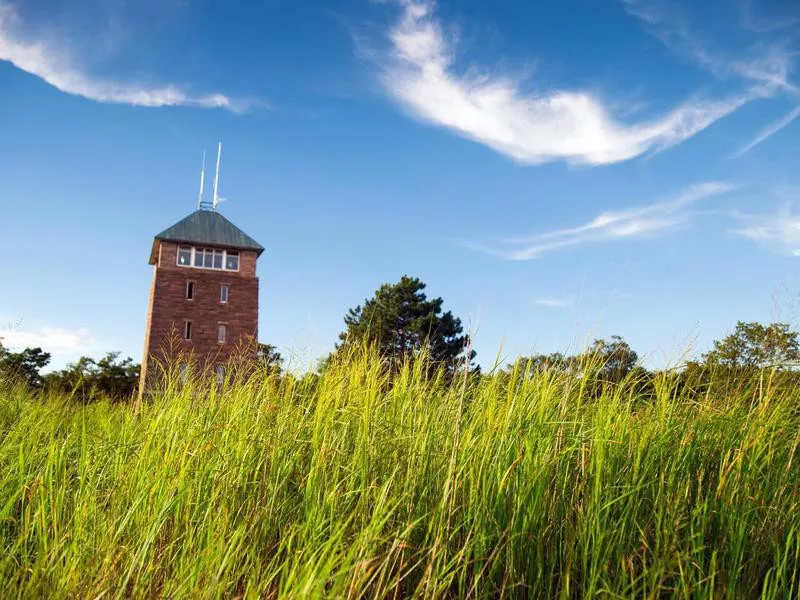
[472,181,736,260]
[732,201,800,256]
[535,289,632,308]
[738,0,799,34]
[622,0,795,91]
[733,104,800,158]
[376,0,754,166]
[0,2,253,112]
[536,298,572,308]
[622,0,799,155]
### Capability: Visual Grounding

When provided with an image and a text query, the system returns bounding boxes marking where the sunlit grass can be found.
[1,350,798,597]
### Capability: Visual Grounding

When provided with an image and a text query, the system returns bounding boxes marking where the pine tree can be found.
[337,275,475,373]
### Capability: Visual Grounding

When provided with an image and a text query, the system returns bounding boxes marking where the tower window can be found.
[186,281,194,300]
[217,323,227,343]
[184,321,193,341]
[176,247,240,271]
[220,285,229,303]
[216,365,225,384]
[178,247,192,266]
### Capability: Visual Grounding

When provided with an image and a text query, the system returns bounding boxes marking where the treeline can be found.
[3,276,799,401]
[0,342,285,402]
[330,276,800,396]
[0,347,140,402]
[505,322,800,400]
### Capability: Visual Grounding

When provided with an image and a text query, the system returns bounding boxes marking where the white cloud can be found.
[0,2,251,112]
[732,202,800,255]
[0,322,108,370]
[377,0,755,166]
[0,326,99,354]
[473,181,736,260]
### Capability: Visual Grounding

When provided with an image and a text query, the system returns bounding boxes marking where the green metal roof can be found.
[152,209,265,257]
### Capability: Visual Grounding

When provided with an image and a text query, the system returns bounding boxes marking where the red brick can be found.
[140,239,260,391]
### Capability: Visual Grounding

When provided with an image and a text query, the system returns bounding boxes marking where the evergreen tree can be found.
[337,275,475,373]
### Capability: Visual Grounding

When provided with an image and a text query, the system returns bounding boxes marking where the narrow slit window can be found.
[179,363,188,384]
[184,320,192,341]
[216,365,225,385]
[186,281,194,300]
[220,284,229,303]
[217,324,227,343]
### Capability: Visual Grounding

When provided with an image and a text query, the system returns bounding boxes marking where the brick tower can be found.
[139,206,264,391]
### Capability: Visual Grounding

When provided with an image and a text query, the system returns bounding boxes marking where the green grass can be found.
[1,352,799,598]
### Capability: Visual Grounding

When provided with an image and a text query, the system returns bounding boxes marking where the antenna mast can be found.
[212,142,222,211]
[197,151,206,209]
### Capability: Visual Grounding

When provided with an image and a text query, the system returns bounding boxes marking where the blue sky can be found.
[1,0,799,371]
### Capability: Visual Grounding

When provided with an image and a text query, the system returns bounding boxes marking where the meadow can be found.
[0,351,798,598]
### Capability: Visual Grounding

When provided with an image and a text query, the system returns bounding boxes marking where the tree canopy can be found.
[510,336,639,384]
[44,352,140,402]
[701,321,800,369]
[336,275,475,373]
[257,343,283,375]
[582,335,639,383]
[0,343,51,387]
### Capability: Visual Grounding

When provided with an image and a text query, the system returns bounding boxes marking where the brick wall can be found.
[141,240,260,387]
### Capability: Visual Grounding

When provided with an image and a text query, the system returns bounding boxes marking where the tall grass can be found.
[1,350,798,598]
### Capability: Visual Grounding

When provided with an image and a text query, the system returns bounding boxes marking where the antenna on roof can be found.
[197,150,206,209]
[212,141,222,211]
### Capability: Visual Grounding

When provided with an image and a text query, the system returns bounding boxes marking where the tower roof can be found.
[149,210,264,264]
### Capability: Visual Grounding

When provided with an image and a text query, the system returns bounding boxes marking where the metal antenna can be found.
[212,142,222,211]
[197,151,206,209]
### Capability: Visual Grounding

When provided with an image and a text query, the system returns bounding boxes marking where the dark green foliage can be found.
[702,321,800,368]
[509,336,649,401]
[44,352,140,402]
[335,275,475,373]
[581,335,639,383]
[509,351,570,377]
[256,343,283,375]
[511,336,639,385]
[680,322,800,398]
[0,343,51,387]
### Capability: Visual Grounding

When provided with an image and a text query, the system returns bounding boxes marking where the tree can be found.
[508,352,572,378]
[45,352,139,402]
[582,335,639,383]
[509,337,638,384]
[257,343,283,375]
[701,321,800,369]
[336,275,475,373]
[0,342,51,387]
